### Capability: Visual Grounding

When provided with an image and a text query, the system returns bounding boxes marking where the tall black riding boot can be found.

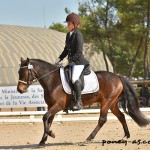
[72,81,83,110]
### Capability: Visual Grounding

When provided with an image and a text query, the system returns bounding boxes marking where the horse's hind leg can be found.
[110,101,130,139]
[86,103,109,142]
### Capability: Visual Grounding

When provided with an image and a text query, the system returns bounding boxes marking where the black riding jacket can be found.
[59,28,89,65]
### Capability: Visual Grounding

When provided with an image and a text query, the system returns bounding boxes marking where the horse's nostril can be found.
[23,89,27,93]
[19,89,22,93]
[17,87,23,94]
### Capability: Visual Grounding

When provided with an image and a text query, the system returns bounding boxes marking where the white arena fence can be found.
[0,108,150,123]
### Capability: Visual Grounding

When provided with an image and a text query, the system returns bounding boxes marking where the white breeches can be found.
[72,65,84,83]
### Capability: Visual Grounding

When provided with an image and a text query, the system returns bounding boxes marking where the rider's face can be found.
[67,22,74,31]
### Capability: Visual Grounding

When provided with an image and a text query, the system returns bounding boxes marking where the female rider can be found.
[55,13,90,110]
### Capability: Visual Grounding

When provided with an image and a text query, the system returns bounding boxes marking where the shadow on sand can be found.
[0,142,75,149]
[0,141,104,149]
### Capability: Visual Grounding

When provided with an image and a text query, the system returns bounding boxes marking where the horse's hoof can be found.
[78,140,91,146]
[48,130,55,138]
[85,140,92,144]
[78,142,87,146]
[51,133,55,138]
[121,136,128,141]
[38,142,45,148]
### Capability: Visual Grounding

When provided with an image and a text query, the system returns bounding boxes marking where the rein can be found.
[34,67,59,83]
[19,64,60,86]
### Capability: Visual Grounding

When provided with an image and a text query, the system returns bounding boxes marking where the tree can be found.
[78,0,150,77]
[79,0,118,72]
[144,0,150,79]
[49,23,67,33]
[114,0,150,78]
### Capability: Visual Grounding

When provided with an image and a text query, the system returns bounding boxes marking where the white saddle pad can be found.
[60,68,99,94]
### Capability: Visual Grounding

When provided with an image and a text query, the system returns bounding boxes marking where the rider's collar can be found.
[70,30,74,36]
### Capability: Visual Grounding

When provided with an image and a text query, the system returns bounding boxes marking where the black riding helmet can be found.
[64,13,80,24]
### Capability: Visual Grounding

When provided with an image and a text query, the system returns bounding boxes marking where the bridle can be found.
[18,64,38,86]
[18,63,59,87]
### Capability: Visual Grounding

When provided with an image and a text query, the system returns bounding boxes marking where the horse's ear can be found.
[27,57,30,64]
[21,57,24,62]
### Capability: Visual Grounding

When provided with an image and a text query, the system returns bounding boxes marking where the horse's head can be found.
[17,57,37,93]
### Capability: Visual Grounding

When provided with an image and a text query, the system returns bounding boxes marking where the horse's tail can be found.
[119,76,150,127]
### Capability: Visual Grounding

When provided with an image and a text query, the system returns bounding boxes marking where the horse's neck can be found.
[31,60,56,90]
[31,59,55,74]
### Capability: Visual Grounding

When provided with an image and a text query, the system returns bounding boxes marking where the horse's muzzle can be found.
[17,83,28,94]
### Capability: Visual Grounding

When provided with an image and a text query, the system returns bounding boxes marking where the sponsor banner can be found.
[0,85,46,108]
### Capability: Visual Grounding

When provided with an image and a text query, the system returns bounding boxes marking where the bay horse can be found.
[17,58,150,147]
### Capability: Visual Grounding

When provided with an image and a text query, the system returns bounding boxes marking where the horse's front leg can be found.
[39,115,54,147]
[38,105,62,147]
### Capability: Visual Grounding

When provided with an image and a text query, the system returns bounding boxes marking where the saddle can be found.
[60,66,99,112]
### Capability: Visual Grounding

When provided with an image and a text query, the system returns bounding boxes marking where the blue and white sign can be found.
[0,85,46,108]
